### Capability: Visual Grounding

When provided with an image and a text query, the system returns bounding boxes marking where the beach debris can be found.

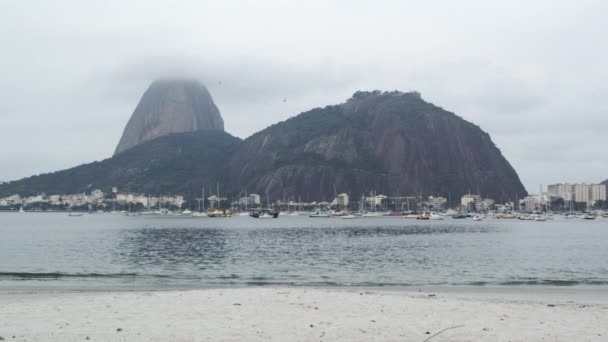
[116,328,122,332]
[233,303,242,306]
[0,336,4,340]
[428,294,436,297]
[422,324,464,342]
[320,332,325,338]
[309,324,314,328]
[547,304,555,307]
[359,329,367,334]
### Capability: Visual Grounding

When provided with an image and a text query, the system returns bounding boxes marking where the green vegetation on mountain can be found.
[0,130,240,198]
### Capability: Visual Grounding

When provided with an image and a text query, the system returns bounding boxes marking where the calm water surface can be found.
[1,213,607,289]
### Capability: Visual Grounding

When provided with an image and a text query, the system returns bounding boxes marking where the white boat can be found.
[472,215,483,221]
[582,213,596,220]
[402,213,418,219]
[429,213,444,220]
[533,214,546,221]
[341,214,357,219]
[309,211,331,218]
[182,209,193,215]
[19,206,25,213]
[362,212,382,217]
[259,212,275,219]
[191,212,208,217]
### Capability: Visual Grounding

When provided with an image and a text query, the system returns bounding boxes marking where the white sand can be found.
[1,287,607,341]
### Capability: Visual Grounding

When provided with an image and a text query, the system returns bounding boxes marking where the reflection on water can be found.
[1,214,607,289]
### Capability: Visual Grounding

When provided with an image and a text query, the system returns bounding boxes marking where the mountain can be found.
[228,90,527,203]
[114,79,224,155]
[603,180,607,185]
[1,87,528,204]
[0,130,240,198]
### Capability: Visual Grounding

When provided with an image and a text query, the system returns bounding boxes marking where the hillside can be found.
[228,91,527,202]
[0,130,240,197]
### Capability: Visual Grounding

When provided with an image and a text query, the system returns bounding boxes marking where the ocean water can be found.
[1,213,607,289]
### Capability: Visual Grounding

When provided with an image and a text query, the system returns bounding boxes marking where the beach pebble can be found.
[310,324,314,328]
[0,336,4,340]
[116,328,122,332]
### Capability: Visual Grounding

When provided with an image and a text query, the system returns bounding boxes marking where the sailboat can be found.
[19,206,25,213]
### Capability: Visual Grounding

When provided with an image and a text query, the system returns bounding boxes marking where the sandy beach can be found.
[1,287,606,341]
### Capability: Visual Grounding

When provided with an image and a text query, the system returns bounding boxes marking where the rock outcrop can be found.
[114,79,224,155]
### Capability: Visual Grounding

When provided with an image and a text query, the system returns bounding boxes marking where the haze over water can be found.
[1,214,607,290]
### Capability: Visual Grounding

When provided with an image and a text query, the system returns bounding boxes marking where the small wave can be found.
[0,272,170,280]
[496,279,608,286]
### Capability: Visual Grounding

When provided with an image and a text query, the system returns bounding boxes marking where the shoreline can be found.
[1,287,607,341]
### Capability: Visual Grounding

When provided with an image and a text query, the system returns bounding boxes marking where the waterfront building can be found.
[332,193,349,208]
[426,196,447,211]
[548,183,607,206]
[461,194,482,211]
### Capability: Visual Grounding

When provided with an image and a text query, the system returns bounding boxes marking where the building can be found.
[364,194,387,209]
[461,194,482,211]
[548,183,607,206]
[426,196,447,211]
[332,193,349,208]
[238,194,261,207]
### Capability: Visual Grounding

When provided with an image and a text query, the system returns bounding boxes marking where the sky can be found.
[1,0,606,193]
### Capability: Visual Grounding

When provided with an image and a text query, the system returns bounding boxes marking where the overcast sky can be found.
[1,0,606,193]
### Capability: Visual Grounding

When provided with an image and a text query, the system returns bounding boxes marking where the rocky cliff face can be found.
[228,91,527,202]
[114,79,224,155]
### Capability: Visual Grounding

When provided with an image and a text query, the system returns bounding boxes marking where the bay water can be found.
[1,213,607,289]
